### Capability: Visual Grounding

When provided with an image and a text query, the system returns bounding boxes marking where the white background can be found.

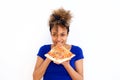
[0,0,120,80]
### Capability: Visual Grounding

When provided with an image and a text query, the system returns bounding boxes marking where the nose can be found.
[57,35,61,43]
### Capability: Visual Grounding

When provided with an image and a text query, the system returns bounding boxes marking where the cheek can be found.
[64,37,67,42]
[62,36,68,43]
[51,36,56,42]
[63,35,68,39]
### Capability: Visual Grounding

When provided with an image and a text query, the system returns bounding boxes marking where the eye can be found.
[52,34,56,36]
[61,33,66,37]
[52,33,57,37]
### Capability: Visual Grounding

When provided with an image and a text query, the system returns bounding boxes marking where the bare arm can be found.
[33,57,51,80]
[62,59,84,80]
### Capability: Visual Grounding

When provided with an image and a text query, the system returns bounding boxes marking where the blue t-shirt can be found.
[37,44,84,80]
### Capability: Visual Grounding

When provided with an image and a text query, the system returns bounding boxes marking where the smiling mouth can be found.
[55,42,65,46]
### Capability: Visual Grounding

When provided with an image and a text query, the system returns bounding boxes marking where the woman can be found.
[33,8,84,80]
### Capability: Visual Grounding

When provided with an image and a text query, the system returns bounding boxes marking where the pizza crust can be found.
[45,54,75,63]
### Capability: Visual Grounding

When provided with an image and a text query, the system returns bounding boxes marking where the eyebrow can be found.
[51,32,57,34]
[52,32,66,34]
[61,32,66,34]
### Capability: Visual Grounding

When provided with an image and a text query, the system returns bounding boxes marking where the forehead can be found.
[51,25,67,33]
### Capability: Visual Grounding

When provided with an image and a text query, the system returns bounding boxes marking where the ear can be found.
[50,32,52,35]
[67,32,69,36]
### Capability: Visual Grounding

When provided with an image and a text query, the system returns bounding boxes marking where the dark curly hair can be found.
[49,8,72,33]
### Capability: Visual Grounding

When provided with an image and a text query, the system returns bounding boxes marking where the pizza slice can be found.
[45,44,75,63]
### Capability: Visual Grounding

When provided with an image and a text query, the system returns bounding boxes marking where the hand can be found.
[53,60,70,65]
[46,57,52,63]
[61,60,70,67]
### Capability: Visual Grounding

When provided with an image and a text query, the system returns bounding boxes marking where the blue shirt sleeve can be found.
[71,45,84,61]
[37,45,51,60]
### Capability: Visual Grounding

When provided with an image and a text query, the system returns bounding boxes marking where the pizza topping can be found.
[45,44,75,63]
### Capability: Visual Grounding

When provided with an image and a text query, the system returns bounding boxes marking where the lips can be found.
[54,42,64,46]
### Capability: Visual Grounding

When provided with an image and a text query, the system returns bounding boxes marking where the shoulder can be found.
[71,45,84,60]
[37,44,51,59]
[71,45,82,52]
[38,44,51,53]
[40,44,51,49]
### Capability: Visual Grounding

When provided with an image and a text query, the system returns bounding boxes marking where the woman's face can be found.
[51,25,68,46]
